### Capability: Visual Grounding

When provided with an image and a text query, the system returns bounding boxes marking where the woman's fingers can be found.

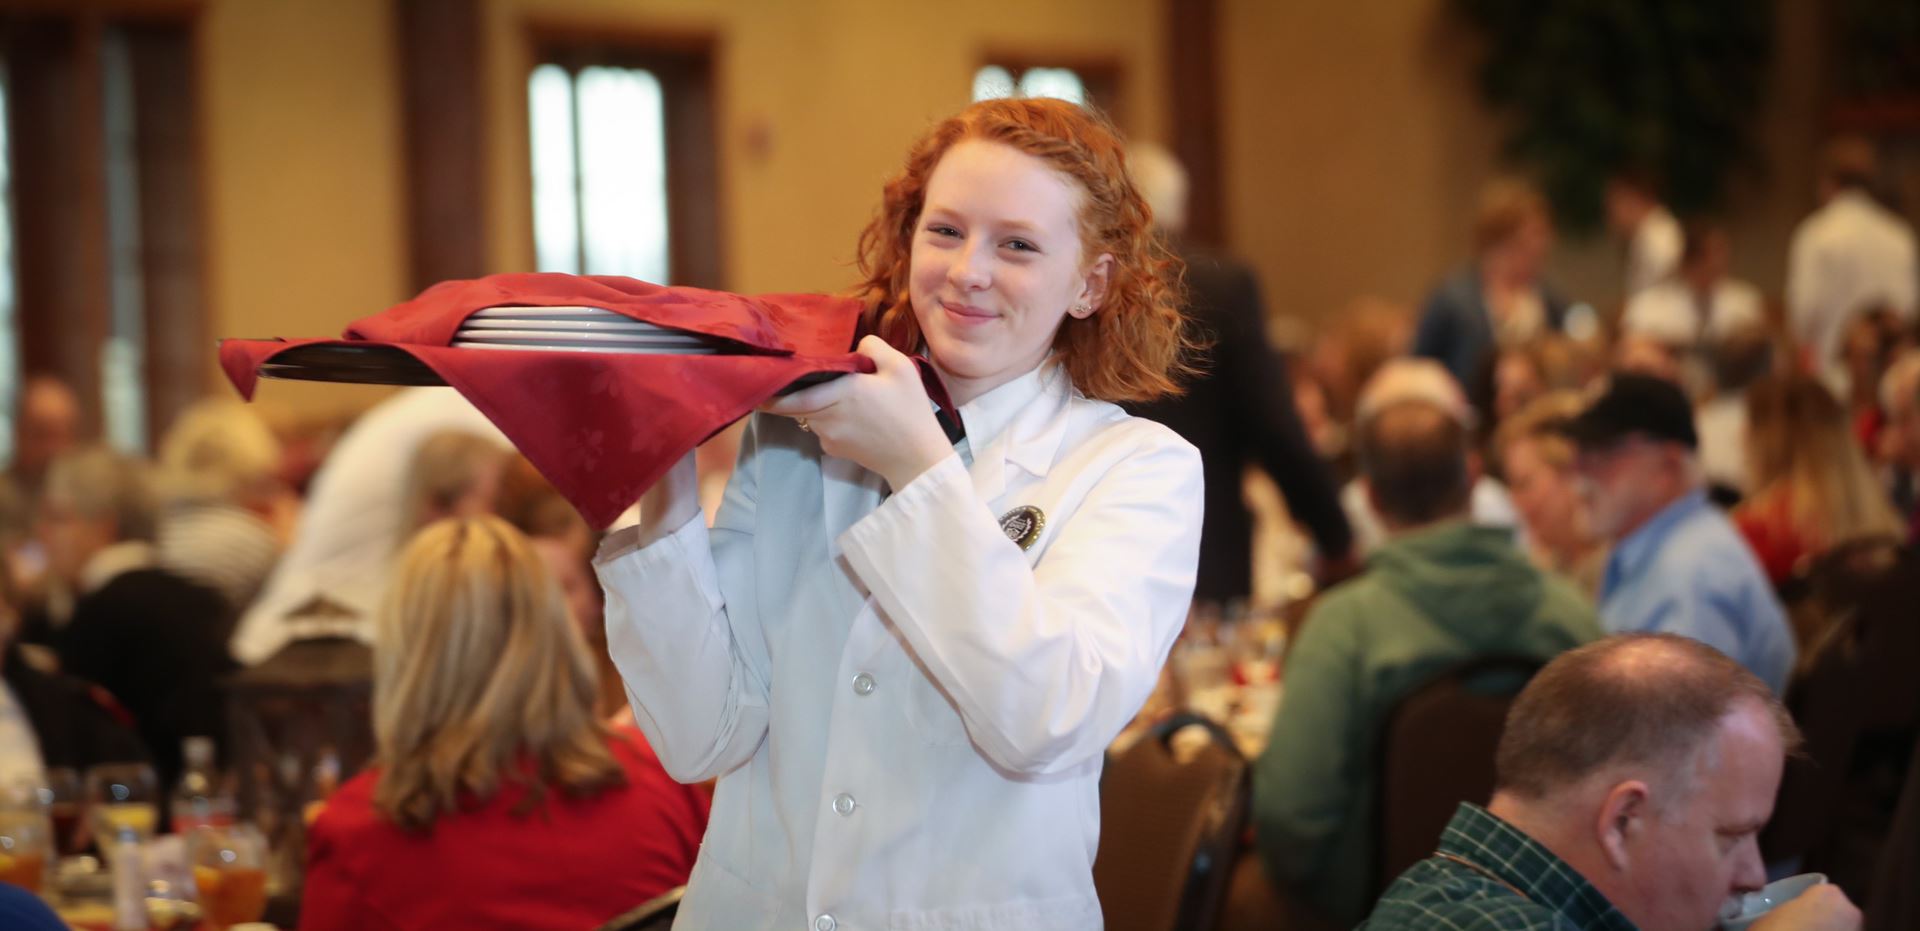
[759,372,855,417]
[855,334,912,372]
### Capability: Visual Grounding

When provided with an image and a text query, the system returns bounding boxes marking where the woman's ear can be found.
[1071,253,1116,320]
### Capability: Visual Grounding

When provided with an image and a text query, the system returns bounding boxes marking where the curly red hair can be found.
[851,98,1195,403]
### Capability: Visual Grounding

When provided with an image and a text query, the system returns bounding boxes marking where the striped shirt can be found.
[1362,803,1634,930]
[157,504,280,614]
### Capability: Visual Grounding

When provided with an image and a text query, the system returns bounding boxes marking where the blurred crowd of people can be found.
[0,130,1911,929]
[1139,135,1917,928]
[0,381,708,926]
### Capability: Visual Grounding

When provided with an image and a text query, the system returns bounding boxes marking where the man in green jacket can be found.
[1251,394,1602,926]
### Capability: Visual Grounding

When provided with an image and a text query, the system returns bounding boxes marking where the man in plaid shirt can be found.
[1364,634,1860,930]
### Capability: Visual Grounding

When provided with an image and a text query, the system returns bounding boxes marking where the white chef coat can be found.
[1788,190,1919,390]
[1626,207,1684,297]
[1621,278,1765,348]
[595,361,1203,931]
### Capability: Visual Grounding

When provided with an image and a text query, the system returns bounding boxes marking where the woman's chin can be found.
[923,341,990,379]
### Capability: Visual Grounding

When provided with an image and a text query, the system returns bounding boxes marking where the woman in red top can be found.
[302,516,708,931]
[1733,372,1903,587]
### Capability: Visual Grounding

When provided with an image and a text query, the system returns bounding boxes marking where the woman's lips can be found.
[941,300,997,325]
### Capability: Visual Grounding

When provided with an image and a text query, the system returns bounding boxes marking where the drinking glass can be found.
[188,823,269,929]
[85,763,159,861]
[39,767,85,856]
[0,798,53,894]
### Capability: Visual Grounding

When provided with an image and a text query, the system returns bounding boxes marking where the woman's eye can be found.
[926,224,960,238]
[1004,239,1038,253]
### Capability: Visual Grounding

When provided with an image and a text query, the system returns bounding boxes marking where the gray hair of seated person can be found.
[1494,633,1799,808]
[400,430,508,535]
[157,398,282,508]
[43,446,159,543]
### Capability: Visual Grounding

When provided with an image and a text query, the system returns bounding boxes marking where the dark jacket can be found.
[1132,247,1352,600]
[3,644,149,770]
[1412,265,1571,416]
[53,568,237,787]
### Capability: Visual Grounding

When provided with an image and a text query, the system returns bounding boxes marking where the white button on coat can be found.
[597,363,1204,931]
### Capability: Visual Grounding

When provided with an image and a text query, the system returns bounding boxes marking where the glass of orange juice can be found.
[188,823,269,929]
[0,805,53,894]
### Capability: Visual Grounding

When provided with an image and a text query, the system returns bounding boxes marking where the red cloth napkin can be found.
[221,273,875,528]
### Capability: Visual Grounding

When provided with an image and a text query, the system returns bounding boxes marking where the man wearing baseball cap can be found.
[1565,373,1796,693]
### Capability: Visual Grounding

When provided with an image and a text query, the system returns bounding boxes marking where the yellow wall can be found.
[1219,0,1831,328]
[190,0,1165,415]
[185,0,1827,417]
[199,0,410,414]
[481,0,1167,294]
[1219,1,1500,324]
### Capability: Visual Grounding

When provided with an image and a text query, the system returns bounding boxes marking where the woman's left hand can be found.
[760,335,957,491]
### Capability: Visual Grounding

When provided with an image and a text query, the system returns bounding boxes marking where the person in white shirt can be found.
[153,398,290,615]
[1622,223,1765,351]
[1787,136,1919,394]
[1696,328,1778,497]
[595,99,1204,931]
[1606,173,1683,297]
[228,388,506,664]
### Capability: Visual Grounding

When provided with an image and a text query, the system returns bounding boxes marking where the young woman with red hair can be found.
[595,98,1204,930]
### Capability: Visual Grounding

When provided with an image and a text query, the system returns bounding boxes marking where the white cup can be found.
[1719,873,1828,930]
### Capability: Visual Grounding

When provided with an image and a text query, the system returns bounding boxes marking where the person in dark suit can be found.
[2,646,149,772]
[1414,179,1573,419]
[38,447,235,788]
[0,546,150,777]
[1126,145,1353,601]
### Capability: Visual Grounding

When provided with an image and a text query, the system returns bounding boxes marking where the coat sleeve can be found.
[1411,291,1453,365]
[1212,268,1352,560]
[595,419,773,783]
[837,424,1203,776]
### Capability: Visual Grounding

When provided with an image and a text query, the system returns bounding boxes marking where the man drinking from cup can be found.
[1364,633,1860,930]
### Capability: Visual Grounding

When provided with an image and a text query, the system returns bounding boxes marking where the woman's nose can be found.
[947,239,991,290]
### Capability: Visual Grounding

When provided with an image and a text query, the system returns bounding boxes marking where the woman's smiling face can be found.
[908,139,1109,405]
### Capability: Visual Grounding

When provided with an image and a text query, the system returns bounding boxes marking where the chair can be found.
[1215,853,1341,931]
[1095,712,1250,931]
[1866,736,1920,931]
[595,885,685,931]
[1764,538,1920,901]
[1373,655,1542,897]
[223,632,376,923]
[225,635,377,815]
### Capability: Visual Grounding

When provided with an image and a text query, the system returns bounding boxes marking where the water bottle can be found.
[170,736,236,833]
[110,825,145,931]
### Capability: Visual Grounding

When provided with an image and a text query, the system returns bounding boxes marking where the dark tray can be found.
[254,342,843,393]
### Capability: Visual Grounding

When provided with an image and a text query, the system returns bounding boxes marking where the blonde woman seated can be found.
[302,517,708,930]
[1493,391,1607,596]
[1734,372,1905,588]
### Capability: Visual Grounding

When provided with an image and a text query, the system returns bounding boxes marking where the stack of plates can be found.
[252,303,845,393]
[451,306,733,355]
